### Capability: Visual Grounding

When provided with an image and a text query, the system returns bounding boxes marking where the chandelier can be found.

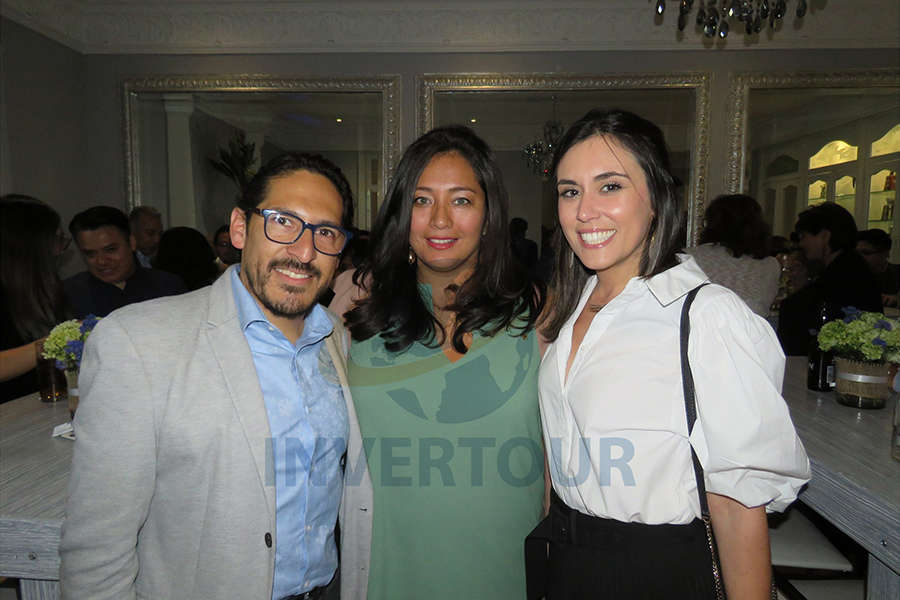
[655,0,809,38]
[522,96,564,180]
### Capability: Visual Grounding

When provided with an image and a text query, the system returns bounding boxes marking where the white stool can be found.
[786,579,865,600]
[769,508,853,572]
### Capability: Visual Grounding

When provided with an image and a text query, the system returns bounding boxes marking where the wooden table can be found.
[0,393,70,599]
[783,356,900,600]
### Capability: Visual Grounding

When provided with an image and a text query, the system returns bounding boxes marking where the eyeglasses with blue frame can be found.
[249,208,352,256]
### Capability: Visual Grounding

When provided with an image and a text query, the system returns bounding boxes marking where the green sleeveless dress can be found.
[348,305,544,599]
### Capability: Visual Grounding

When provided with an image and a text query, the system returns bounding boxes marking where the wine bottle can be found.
[807,301,835,391]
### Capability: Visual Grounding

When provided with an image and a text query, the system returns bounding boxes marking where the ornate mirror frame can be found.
[418,73,711,244]
[726,70,900,194]
[123,74,401,219]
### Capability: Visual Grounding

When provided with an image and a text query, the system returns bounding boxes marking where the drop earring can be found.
[408,247,416,265]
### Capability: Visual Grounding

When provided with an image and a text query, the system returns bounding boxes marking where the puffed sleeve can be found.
[687,286,810,512]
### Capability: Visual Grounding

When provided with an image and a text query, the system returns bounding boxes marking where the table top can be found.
[783,356,900,571]
[0,393,73,521]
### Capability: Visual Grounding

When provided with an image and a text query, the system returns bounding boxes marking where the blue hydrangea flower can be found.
[874,319,893,331]
[841,306,861,321]
[80,314,99,334]
[65,339,84,363]
[873,337,887,347]
[55,360,66,370]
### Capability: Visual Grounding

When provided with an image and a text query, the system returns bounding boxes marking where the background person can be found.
[510,216,539,274]
[0,195,70,402]
[63,206,186,317]
[856,228,900,306]
[686,193,781,317]
[777,203,882,355]
[338,126,545,599]
[153,226,219,290]
[129,206,163,268]
[212,223,242,269]
[536,109,809,599]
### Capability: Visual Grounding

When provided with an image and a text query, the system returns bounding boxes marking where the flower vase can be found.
[834,358,889,409]
[64,369,80,420]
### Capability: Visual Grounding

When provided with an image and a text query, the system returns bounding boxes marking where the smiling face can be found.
[230,169,343,335]
[409,152,486,285]
[556,134,655,289]
[75,225,137,285]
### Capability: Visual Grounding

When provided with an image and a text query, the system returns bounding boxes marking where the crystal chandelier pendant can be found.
[656,0,807,40]
[522,96,564,180]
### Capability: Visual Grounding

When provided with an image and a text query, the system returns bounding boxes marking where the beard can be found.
[244,258,326,319]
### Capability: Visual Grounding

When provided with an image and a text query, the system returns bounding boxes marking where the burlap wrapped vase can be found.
[834,357,889,409]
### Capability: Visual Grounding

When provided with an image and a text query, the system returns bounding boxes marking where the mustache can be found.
[267,258,321,278]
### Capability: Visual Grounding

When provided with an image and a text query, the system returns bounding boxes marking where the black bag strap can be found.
[679,283,711,518]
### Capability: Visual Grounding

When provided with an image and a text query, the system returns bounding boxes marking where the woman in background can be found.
[686,193,781,317]
[340,126,545,599]
[153,226,218,290]
[536,109,809,599]
[0,195,70,401]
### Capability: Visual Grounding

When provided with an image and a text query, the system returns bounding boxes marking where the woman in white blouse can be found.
[686,193,781,317]
[534,109,810,599]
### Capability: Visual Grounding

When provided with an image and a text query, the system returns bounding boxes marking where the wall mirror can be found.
[124,75,400,234]
[419,74,710,247]
[728,71,900,259]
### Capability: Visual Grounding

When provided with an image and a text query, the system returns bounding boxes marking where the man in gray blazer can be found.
[60,153,372,599]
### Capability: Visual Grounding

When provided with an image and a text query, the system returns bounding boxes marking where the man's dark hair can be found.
[794,202,858,253]
[238,153,354,230]
[858,228,892,252]
[69,206,131,239]
[510,217,528,239]
[214,224,230,241]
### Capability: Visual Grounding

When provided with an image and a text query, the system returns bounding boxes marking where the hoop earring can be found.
[408,247,417,265]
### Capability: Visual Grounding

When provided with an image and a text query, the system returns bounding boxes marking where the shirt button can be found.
[264,532,272,547]
[306,524,312,531]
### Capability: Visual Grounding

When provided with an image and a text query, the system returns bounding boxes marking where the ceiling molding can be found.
[2,0,899,55]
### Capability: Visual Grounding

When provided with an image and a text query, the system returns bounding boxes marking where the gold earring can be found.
[408,247,416,265]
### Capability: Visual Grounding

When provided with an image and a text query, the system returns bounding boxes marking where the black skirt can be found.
[526,493,718,599]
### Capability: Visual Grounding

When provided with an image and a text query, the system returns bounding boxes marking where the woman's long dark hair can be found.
[541,108,683,342]
[345,125,543,353]
[0,195,69,340]
[153,226,219,290]
[699,194,771,259]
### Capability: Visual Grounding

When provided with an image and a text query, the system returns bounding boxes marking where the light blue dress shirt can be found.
[231,268,348,599]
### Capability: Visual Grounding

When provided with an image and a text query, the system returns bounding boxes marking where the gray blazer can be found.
[60,268,373,599]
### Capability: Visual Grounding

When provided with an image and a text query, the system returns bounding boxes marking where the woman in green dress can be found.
[341,125,545,599]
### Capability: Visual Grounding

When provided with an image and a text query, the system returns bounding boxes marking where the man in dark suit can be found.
[63,206,185,317]
[778,203,882,355]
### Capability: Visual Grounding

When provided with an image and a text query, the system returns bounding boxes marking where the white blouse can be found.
[539,256,810,525]
[685,243,781,317]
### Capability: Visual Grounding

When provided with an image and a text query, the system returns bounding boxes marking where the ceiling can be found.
[2,0,898,54]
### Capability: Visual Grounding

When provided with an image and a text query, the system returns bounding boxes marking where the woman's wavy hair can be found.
[541,108,683,342]
[699,194,771,259]
[345,125,543,353]
[0,195,69,340]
